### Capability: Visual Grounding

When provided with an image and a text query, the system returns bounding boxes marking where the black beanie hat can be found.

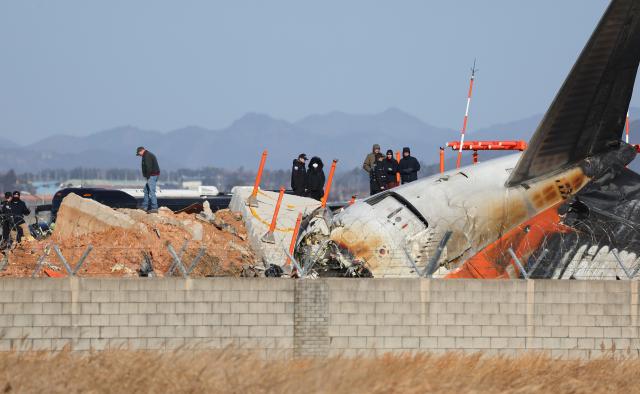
[402,147,410,154]
[386,149,394,156]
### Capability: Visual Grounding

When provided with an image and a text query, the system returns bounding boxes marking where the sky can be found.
[1,0,638,144]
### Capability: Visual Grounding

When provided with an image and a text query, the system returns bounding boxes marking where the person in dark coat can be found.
[1,192,12,248]
[306,156,325,201]
[9,191,30,244]
[363,144,381,195]
[384,149,400,189]
[399,147,420,184]
[291,153,308,196]
[136,146,160,213]
[370,153,388,195]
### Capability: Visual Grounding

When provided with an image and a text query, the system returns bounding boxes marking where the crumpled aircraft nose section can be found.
[326,192,435,277]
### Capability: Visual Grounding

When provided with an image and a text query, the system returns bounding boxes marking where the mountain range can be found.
[0,108,638,173]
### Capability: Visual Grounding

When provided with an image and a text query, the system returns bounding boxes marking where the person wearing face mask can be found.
[291,153,308,196]
[399,147,421,184]
[384,149,400,189]
[9,191,30,244]
[370,153,388,195]
[305,156,325,201]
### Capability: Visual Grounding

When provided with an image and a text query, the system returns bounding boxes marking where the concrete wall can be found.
[0,278,638,358]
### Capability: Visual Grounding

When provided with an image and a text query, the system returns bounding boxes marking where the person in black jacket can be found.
[1,192,12,248]
[384,149,400,189]
[399,147,420,184]
[136,146,160,213]
[305,156,325,201]
[291,153,308,196]
[9,191,30,244]
[370,153,388,195]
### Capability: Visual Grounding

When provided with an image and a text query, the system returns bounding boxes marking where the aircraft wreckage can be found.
[292,0,640,280]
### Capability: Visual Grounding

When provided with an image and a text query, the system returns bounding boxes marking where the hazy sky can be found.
[1,0,638,144]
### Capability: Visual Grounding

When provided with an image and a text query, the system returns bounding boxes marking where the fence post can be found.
[439,147,445,174]
[321,159,338,208]
[246,150,268,207]
[261,186,285,244]
[473,150,479,164]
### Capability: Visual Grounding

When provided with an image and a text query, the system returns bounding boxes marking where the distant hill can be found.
[0,109,456,172]
[1,108,638,173]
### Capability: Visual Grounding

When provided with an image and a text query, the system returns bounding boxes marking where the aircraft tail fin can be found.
[506,0,640,187]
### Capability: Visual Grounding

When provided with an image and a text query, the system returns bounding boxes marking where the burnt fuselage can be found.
[326,154,590,277]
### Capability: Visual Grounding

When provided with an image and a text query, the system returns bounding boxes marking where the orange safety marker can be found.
[473,150,478,164]
[439,147,445,174]
[456,60,477,169]
[246,150,268,207]
[626,111,630,144]
[321,159,338,208]
[285,212,303,267]
[349,195,357,205]
[395,151,401,185]
[261,186,285,244]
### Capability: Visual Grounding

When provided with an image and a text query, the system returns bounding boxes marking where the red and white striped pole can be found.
[456,60,477,169]
[626,111,630,144]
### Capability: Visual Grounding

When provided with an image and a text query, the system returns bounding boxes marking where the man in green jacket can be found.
[362,143,381,195]
[136,146,160,213]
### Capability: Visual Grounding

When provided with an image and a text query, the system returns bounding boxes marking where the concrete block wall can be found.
[0,278,296,357]
[0,278,638,358]
[325,279,640,358]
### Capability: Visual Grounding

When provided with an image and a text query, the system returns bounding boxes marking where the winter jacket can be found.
[9,199,30,226]
[383,158,399,188]
[0,200,11,224]
[306,157,325,201]
[399,147,420,184]
[141,150,160,179]
[290,159,307,196]
[362,144,381,173]
[370,160,389,195]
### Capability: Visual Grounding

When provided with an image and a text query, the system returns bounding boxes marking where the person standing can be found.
[306,156,325,201]
[363,144,381,195]
[9,191,30,244]
[1,192,12,248]
[384,149,400,189]
[370,153,388,195]
[399,147,420,184]
[291,153,308,196]
[136,146,160,213]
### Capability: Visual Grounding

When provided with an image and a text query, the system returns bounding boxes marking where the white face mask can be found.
[312,163,319,168]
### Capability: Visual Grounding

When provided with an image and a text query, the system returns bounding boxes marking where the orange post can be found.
[472,150,478,164]
[439,147,445,174]
[321,159,338,208]
[285,212,303,267]
[395,151,401,185]
[349,195,357,205]
[261,186,285,244]
[246,150,268,207]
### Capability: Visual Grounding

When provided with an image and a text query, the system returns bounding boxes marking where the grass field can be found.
[0,349,638,393]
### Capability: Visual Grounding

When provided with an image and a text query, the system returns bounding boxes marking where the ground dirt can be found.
[0,209,255,278]
[0,350,638,393]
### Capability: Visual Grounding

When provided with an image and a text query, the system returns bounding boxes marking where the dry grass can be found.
[0,349,639,393]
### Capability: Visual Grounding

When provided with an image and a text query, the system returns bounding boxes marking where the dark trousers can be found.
[15,224,23,244]
[1,220,10,246]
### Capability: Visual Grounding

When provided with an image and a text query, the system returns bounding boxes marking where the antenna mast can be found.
[456,60,477,169]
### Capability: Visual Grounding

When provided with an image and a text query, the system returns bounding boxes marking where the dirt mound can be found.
[1,196,256,278]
